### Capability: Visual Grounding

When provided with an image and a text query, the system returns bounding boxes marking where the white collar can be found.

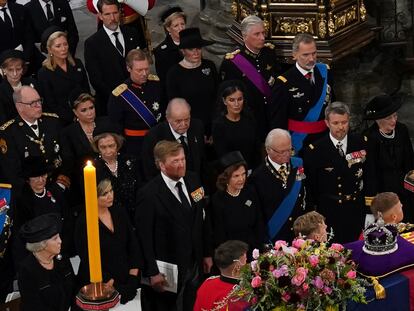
[103,25,121,37]
[329,133,348,150]
[39,0,52,9]
[161,171,184,189]
[267,156,287,171]
[296,62,314,76]
[168,122,187,140]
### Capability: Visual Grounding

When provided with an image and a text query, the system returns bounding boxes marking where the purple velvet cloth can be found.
[345,236,414,276]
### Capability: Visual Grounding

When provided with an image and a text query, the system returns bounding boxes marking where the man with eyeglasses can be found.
[303,102,373,243]
[249,128,307,243]
[141,97,205,182]
[0,85,70,196]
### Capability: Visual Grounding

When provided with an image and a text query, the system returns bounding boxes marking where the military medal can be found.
[26,133,46,154]
[296,166,306,181]
[191,187,204,202]
[201,68,211,75]
[265,158,289,189]
[245,200,252,207]
[345,149,366,167]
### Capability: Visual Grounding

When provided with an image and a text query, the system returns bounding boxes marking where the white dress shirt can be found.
[161,172,191,205]
[103,25,125,56]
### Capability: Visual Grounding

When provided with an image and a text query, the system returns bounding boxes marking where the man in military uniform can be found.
[269,33,334,156]
[249,128,307,243]
[108,48,162,155]
[303,102,373,243]
[0,86,69,196]
[219,15,282,140]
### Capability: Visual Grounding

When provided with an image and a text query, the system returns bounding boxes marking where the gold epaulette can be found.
[225,49,241,60]
[364,135,368,142]
[0,183,11,189]
[112,83,128,97]
[148,74,160,81]
[308,144,315,150]
[0,119,14,131]
[277,75,287,83]
[264,42,275,49]
[365,196,374,206]
[42,112,59,118]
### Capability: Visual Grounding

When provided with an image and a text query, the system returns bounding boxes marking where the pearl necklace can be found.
[105,160,118,176]
[180,58,201,69]
[34,188,46,198]
[226,189,241,197]
[379,129,395,139]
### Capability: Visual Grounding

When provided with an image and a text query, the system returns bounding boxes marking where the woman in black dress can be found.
[75,178,141,305]
[0,49,38,124]
[210,151,264,255]
[60,93,107,216]
[92,122,141,220]
[18,213,75,311]
[153,6,186,85]
[14,156,73,262]
[364,94,414,222]
[166,28,218,135]
[37,27,90,125]
[212,80,262,171]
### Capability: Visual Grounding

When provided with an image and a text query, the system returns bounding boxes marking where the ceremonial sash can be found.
[0,183,11,234]
[120,88,157,128]
[231,53,272,101]
[267,157,302,241]
[290,63,328,154]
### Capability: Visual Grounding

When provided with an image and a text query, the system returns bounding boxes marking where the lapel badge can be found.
[161,44,167,49]
[77,67,82,72]
[244,200,252,207]
[152,102,159,111]
[293,92,304,98]
[324,167,334,172]
[201,68,211,76]
[289,87,298,92]
[60,16,66,22]
[54,143,60,153]
[191,187,204,202]
[355,168,363,178]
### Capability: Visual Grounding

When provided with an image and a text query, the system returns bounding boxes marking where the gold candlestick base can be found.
[76,282,120,310]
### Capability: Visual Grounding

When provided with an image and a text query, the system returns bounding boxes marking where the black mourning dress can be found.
[365,122,414,221]
[166,59,218,133]
[94,153,141,220]
[18,254,75,311]
[210,186,265,253]
[212,114,262,170]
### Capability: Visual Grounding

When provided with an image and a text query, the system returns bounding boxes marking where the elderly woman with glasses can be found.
[37,26,90,125]
[0,49,39,124]
[18,213,75,311]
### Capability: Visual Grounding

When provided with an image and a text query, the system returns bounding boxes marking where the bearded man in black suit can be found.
[136,140,212,311]
[84,0,144,115]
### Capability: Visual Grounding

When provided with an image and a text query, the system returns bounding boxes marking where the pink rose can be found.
[309,255,319,267]
[252,248,260,259]
[251,276,262,288]
[291,267,308,286]
[323,286,333,295]
[312,276,324,289]
[330,243,344,252]
[346,270,356,279]
[281,292,291,302]
[292,238,306,249]
[251,260,258,271]
[302,283,309,291]
[274,240,288,250]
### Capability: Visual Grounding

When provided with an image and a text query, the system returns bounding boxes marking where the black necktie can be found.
[45,3,54,21]
[30,124,38,130]
[336,141,345,157]
[113,32,124,55]
[176,181,191,211]
[179,135,189,154]
[1,8,12,28]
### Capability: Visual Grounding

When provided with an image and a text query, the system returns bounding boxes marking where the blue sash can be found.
[291,63,328,154]
[0,183,11,235]
[267,157,303,241]
[120,88,157,128]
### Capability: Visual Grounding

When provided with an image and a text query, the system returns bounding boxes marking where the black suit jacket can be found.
[24,0,79,56]
[141,119,205,182]
[135,172,210,284]
[249,157,307,242]
[84,25,143,112]
[0,2,34,61]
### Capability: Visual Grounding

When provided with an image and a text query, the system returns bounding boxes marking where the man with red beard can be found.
[303,102,374,243]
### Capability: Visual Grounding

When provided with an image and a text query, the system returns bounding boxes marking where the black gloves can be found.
[115,274,139,304]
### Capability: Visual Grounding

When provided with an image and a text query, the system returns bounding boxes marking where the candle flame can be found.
[86,160,92,166]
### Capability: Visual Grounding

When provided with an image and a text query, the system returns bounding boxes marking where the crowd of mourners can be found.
[0,0,414,309]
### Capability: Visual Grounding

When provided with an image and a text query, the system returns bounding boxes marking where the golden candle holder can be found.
[76,282,120,310]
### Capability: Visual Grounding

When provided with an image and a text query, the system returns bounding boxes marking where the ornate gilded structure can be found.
[228,0,374,63]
